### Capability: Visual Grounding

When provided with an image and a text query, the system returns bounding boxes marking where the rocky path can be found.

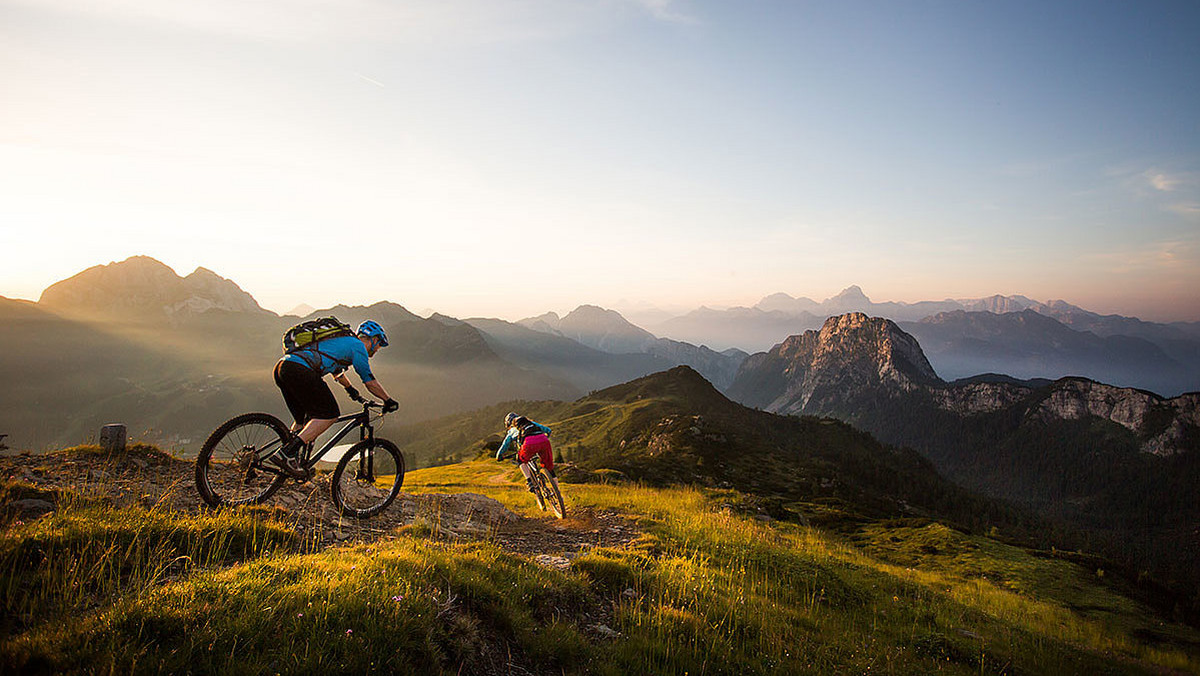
[0,448,641,567]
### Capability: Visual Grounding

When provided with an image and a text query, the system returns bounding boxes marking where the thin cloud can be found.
[1144,170,1192,192]
[354,72,387,88]
[1166,202,1200,217]
[1108,165,1200,203]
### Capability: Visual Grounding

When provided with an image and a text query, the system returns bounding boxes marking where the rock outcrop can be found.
[932,377,1200,456]
[729,313,941,415]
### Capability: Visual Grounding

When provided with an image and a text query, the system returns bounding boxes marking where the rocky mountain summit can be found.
[728,313,941,415]
[730,313,1199,457]
[39,256,265,319]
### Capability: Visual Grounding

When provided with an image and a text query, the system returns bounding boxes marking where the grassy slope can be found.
[3,457,1198,674]
[396,367,1042,542]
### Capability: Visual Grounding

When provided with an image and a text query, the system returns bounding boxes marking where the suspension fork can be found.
[358,411,375,481]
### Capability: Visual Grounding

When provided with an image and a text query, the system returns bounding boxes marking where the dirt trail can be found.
[1,449,640,565]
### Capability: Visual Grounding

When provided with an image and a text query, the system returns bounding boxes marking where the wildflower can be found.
[346,629,354,636]
[392,595,405,602]
[297,613,304,618]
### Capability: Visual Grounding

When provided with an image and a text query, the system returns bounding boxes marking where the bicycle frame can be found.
[298,406,377,469]
[515,451,558,474]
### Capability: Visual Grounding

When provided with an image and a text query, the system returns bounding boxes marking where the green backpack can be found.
[282,316,355,353]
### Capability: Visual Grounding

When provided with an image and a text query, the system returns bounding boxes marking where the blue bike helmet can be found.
[357,320,389,347]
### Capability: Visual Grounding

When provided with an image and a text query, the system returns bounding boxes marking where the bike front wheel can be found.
[195,413,290,508]
[330,438,405,518]
[537,468,565,519]
[531,477,547,511]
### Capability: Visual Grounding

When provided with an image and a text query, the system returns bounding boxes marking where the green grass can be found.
[410,461,1200,674]
[2,457,1198,674]
[5,537,595,674]
[0,486,296,639]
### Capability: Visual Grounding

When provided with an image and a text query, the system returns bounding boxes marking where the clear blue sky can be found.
[2,0,1198,321]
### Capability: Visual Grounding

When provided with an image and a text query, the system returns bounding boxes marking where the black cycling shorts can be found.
[273,359,339,425]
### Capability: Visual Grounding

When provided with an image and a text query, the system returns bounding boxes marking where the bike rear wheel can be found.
[195,413,289,508]
[330,438,405,518]
[538,468,565,519]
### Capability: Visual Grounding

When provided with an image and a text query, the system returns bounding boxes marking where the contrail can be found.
[354,72,386,88]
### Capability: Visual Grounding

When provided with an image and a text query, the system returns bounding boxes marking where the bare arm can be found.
[363,379,390,402]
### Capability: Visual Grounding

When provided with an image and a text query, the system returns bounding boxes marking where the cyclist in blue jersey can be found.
[272,320,398,478]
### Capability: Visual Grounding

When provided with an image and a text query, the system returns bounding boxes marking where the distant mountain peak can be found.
[318,300,421,323]
[540,304,657,354]
[565,304,628,320]
[728,312,942,414]
[759,292,795,303]
[831,285,870,302]
[285,303,316,317]
[39,255,265,318]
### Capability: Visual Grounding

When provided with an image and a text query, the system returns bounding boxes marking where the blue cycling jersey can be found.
[282,335,375,383]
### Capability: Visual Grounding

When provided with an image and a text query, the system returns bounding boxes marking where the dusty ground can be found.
[0,447,642,568]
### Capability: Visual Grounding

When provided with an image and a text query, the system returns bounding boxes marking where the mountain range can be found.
[514,305,747,389]
[5,255,1198,453]
[0,257,748,450]
[4,257,571,450]
[646,285,1200,396]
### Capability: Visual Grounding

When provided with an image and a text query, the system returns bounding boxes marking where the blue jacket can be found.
[496,420,552,460]
[282,335,375,383]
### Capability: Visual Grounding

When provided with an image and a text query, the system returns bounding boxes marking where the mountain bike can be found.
[510,453,565,519]
[195,401,404,518]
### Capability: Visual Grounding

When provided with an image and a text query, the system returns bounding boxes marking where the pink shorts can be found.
[517,434,554,471]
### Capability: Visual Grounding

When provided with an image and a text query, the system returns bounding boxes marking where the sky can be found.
[2,0,1199,322]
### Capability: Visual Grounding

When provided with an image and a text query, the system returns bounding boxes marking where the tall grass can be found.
[4,534,597,674]
[552,480,1199,674]
[408,464,1200,673]
[2,459,1197,674]
[0,487,295,636]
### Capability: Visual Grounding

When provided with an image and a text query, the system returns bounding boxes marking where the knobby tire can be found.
[540,468,566,519]
[195,412,290,508]
[330,438,405,518]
